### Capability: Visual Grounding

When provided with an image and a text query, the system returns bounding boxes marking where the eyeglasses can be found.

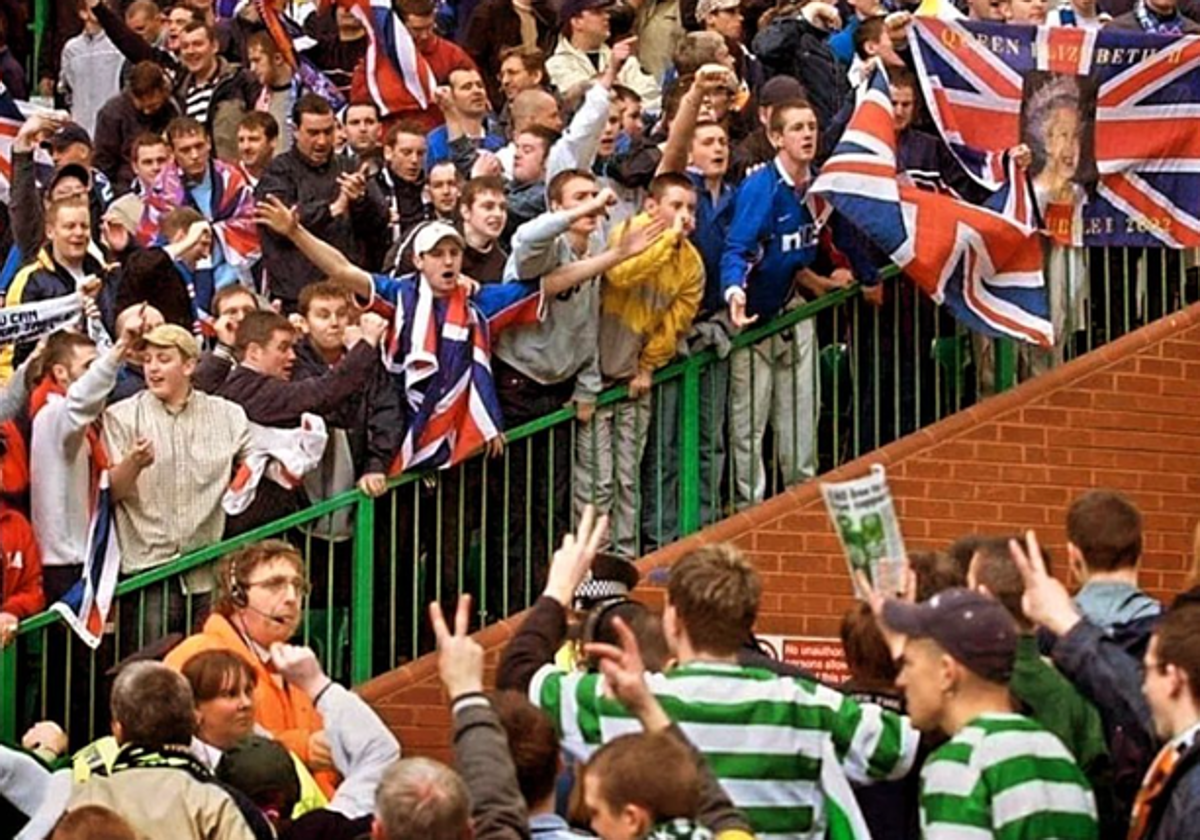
[245,575,311,597]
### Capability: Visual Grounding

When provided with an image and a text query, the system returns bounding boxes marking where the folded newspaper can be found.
[820,465,907,599]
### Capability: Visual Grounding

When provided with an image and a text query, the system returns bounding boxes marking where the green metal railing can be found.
[1,244,1196,746]
[25,0,49,90]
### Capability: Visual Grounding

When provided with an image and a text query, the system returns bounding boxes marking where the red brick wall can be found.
[361,304,1200,762]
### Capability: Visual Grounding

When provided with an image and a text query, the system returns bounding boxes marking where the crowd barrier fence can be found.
[1,245,1196,745]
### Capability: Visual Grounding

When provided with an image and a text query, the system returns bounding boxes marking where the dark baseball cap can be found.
[758,76,807,108]
[103,633,184,677]
[44,122,93,153]
[48,162,92,194]
[883,588,1018,684]
[216,736,301,814]
[560,0,615,26]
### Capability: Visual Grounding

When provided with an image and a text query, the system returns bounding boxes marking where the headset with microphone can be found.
[228,560,292,626]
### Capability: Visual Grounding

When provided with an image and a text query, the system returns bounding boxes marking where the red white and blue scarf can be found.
[371,275,543,472]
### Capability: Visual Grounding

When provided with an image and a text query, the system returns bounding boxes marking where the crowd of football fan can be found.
[4,492,1200,840]
[0,0,1199,836]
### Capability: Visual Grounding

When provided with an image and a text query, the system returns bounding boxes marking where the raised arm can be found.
[242,326,386,426]
[65,321,139,437]
[254,196,373,298]
[270,644,401,819]
[432,595,530,840]
[496,508,610,692]
[540,217,667,297]
[657,68,735,176]
[89,0,177,71]
[11,113,68,260]
[544,39,636,180]
[1009,531,1156,750]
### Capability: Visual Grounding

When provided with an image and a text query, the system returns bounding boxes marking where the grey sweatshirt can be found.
[3,744,73,840]
[495,210,602,403]
[30,348,123,568]
[452,696,530,840]
[318,683,402,818]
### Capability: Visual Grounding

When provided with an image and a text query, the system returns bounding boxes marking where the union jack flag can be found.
[0,85,22,202]
[812,67,1054,346]
[0,85,54,206]
[254,0,347,111]
[51,476,120,649]
[371,273,544,472]
[138,158,261,277]
[911,19,1200,247]
[322,0,438,118]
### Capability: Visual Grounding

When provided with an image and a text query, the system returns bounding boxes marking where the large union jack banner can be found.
[813,68,1054,346]
[911,19,1200,247]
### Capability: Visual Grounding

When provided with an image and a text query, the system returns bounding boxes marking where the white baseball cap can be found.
[412,221,465,256]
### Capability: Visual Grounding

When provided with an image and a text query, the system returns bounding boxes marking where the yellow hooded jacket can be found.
[599,213,705,382]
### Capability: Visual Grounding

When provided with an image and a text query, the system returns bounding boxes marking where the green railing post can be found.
[31,0,49,88]
[350,493,375,686]
[994,338,1018,393]
[678,355,702,537]
[0,641,15,743]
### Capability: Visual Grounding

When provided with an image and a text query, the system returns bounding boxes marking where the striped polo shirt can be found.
[920,713,1099,839]
[185,78,217,122]
[530,661,918,840]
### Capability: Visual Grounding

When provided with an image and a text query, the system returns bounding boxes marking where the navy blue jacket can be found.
[1051,619,1160,838]
[687,170,737,320]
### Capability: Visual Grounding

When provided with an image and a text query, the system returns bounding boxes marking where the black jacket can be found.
[93,92,179,196]
[113,247,197,331]
[301,9,369,98]
[10,250,117,365]
[753,13,848,130]
[10,151,110,262]
[175,58,260,164]
[293,337,403,476]
[373,168,430,269]
[1051,619,1158,838]
[256,149,390,305]
[212,343,380,536]
[1146,740,1200,840]
[211,341,380,428]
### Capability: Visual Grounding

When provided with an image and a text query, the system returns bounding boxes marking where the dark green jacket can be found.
[1011,633,1116,834]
